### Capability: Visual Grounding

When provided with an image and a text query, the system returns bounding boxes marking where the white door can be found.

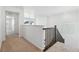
[5,11,19,36]
[6,16,15,35]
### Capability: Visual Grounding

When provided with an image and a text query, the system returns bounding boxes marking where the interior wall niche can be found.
[24,17,35,25]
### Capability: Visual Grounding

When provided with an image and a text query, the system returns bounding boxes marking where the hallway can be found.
[1,35,41,52]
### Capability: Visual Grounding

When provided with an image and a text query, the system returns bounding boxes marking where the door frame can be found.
[5,11,19,37]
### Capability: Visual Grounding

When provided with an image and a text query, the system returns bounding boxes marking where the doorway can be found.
[5,11,19,37]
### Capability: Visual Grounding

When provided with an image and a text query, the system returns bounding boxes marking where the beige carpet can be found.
[1,35,41,52]
[46,42,79,52]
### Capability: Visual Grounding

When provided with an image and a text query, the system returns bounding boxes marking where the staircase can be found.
[43,25,65,51]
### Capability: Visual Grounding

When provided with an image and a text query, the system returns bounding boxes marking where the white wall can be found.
[35,16,48,27]
[24,7,36,24]
[47,8,79,49]
[24,7,48,27]
[24,7,35,18]
[0,7,6,48]
[0,7,4,48]
[21,25,45,50]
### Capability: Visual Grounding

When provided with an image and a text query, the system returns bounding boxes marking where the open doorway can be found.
[5,11,19,38]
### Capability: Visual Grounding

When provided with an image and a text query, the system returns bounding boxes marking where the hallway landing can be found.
[1,35,41,52]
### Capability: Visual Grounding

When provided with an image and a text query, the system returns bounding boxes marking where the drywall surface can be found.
[21,25,45,50]
[47,8,79,49]
[35,16,48,27]
[0,7,2,48]
[24,7,48,27]
[0,7,5,48]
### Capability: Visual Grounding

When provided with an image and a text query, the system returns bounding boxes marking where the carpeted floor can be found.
[1,35,41,52]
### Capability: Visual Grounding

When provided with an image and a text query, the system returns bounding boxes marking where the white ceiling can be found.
[24,6,79,16]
